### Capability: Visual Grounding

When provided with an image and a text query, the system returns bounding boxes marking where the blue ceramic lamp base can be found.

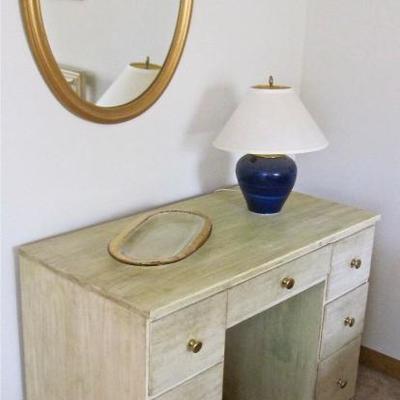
[236,154,298,214]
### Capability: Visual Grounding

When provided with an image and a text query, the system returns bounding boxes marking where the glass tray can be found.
[108,210,212,266]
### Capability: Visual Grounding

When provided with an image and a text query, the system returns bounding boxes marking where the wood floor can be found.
[356,365,400,399]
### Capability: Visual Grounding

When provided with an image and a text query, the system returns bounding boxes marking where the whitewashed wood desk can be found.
[20,189,380,400]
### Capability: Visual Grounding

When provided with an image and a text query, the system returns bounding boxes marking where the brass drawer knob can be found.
[281,277,295,290]
[337,378,348,389]
[187,339,203,354]
[344,317,356,327]
[350,258,362,269]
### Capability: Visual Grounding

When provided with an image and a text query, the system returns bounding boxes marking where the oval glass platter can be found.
[108,210,212,266]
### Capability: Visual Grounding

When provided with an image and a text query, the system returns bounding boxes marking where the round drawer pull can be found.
[337,378,348,389]
[344,317,356,327]
[350,258,362,269]
[187,339,203,354]
[281,277,295,290]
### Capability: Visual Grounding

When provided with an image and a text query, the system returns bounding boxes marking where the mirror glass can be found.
[40,0,180,107]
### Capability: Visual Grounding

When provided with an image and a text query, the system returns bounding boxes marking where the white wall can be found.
[1,0,309,398]
[298,0,400,358]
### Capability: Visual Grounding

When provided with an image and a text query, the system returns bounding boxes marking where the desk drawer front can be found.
[327,228,374,301]
[149,292,226,396]
[227,246,331,327]
[154,364,223,400]
[316,336,361,400]
[320,284,368,360]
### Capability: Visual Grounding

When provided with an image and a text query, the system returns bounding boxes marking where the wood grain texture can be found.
[316,336,362,400]
[227,246,331,327]
[149,292,226,396]
[327,228,375,301]
[320,284,369,360]
[153,363,223,400]
[19,190,379,320]
[20,256,147,400]
[360,346,400,381]
[224,283,325,400]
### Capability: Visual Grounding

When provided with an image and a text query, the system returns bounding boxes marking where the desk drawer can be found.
[227,246,331,327]
[327,228,374,301]
[154,364,223,400]
[149,292,226,396]
[320,284,368,359]
[316,336,361,400]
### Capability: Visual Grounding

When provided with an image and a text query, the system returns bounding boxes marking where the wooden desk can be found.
[20,189,379,400]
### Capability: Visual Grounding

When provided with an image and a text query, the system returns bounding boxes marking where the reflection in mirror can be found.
[41,0,180,106]
[60,66,86,99]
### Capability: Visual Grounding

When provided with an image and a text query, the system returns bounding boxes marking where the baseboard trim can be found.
[360,346,400,381]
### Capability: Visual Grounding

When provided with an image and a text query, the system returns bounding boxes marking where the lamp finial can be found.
[269,75,274,88]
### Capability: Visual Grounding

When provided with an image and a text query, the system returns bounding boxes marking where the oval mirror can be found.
[21,0,193,123]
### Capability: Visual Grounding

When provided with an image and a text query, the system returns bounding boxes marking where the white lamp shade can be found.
[96,64,159,107]
[213,87,328,155]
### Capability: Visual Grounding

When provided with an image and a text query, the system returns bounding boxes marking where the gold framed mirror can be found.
[21,0,193,124]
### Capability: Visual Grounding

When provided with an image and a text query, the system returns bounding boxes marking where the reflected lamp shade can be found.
[213,83,328,214]
[96,62,160,107]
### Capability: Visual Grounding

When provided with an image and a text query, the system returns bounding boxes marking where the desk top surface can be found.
[20,189,379,319]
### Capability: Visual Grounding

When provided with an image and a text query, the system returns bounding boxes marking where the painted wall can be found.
[297,0,400,358]
[1,0,309,398]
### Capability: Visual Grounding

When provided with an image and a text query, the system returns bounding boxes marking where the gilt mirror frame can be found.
[21,0,193,124]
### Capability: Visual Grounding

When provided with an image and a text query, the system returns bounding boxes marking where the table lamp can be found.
[213,76,328,215]
[97,57,161,107]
